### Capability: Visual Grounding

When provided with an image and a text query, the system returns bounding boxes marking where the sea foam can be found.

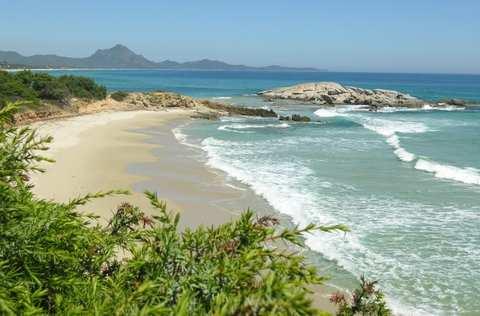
[172,125,203,149]
[314,108,341,117]
[198,135,448,316]
[354,116,424,162]
[415,159,480,185]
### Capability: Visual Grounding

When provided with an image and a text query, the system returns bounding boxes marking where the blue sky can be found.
[1,0,479,73]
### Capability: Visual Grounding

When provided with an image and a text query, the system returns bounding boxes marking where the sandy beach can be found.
[30,109,250,227]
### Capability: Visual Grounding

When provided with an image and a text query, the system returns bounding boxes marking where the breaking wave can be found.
[348,115,480,185]
[218,122,290,132]
[415,159,480,185]
[352,116,425,162]
[314,108,342,117]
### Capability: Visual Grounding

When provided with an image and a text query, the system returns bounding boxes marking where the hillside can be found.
[0,44,324,71]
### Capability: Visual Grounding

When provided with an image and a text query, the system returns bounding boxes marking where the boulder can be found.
[291,114,311,122]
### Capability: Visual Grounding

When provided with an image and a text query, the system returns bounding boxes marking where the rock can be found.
[199,100,277,117]
[439,99,466,106]
[258,82,425,108]
[191,111,220,120]
[291,114,311,122]
[119,91,199,109]
[278,114,311,122]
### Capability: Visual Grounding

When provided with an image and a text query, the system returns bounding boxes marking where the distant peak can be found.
[197,58,226,64]
[92,44,137,58]
[108,44,132,52]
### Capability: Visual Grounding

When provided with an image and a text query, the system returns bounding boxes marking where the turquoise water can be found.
[48,70,480,315]
[48,69,480,102]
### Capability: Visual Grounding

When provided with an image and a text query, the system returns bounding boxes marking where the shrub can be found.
[110,91,129,102]
[58,75,107,100]
[0,71,106,108]
[0,71,39,107]
[330,276,391,316]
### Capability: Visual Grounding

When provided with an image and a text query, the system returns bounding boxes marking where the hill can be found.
[0,44,324,71]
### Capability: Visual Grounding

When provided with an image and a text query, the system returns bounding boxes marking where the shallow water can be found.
[46,70,480,315]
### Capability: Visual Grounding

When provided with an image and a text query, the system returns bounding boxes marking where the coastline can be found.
[29,109,338,313]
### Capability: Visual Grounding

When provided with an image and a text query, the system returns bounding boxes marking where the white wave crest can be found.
[352,115,480,185]
[360,117,429,137]
[394,148,416,162]
[218,122,290,132]
[415,159,480,185]
[438,105,466,111]
[212,96,232,100]
[314,108,341,118]
[354,117,426,162]
[172,125,202,149]
[386,135,400,147]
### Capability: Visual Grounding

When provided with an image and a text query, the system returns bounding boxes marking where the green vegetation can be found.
[111,91,130,102]
[0,71,106,108]
[331,277,390,316]
[0,102,391,315]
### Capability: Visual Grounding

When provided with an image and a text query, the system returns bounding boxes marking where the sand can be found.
[29,109,337,313]
[32,109,233,224]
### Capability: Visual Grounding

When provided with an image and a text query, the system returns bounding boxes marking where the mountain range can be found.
[0,44,324,72]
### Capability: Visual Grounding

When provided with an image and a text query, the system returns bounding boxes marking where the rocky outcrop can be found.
[67,92,200,114]
[118,92,198,109]
[14,92,279,124]
[198,100,277,118]
[14,92,201,124]
[259,82,425,107]
[279,115,311,122]
[190,111,220,120]
[438,99,467,106]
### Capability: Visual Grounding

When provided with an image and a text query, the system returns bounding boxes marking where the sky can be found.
[1,0,479,74]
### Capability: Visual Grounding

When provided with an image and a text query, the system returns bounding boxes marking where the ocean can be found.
[49,69,480,315]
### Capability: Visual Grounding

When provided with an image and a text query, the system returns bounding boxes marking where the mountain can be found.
[0,45,325,72]
[83,44,157,68]
[0,45,156,68]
